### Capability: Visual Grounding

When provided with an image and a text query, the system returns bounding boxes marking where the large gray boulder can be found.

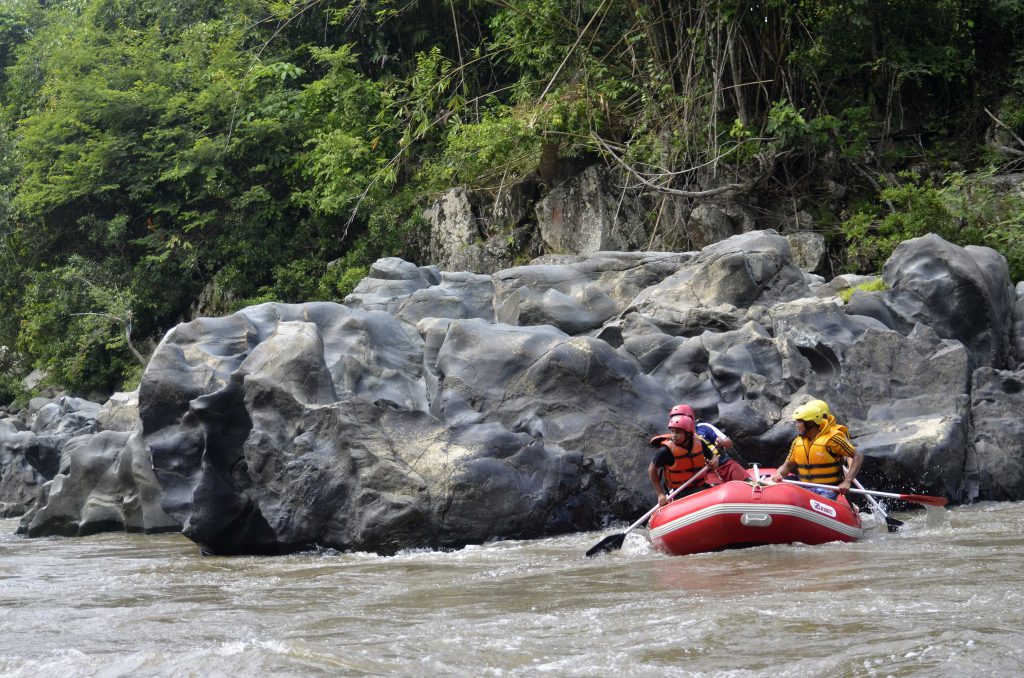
[837,325,972,416]
[31,396,99,438]
[0,396,108,517]
[851,394,970,500]
[882,234,1015,369]
[537,166,646,256]
[344,258,441,315]
[424,188,480,272]
[826,326,973,498]
[19,428,178,536]
[425,318,671,512]
[627,230,810,335]
[137,308,628,554]
[95,391,140,433]
[768,297,890,370]
[209,387,599,554]
[424,184,542,274]
[492,251,690,334]
[969,367,1024,501]
[636,322,809,430]
[686,201,757,248]
[142,303,429,528]
[394,271,495,326]
[0,420,45,517]
[785,231,827,273]
[1012,281,1024,368]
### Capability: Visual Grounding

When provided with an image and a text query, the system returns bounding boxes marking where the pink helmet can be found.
[668,414,695,432]
[669,403,695,419]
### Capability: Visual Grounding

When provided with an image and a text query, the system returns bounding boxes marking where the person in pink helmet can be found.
[648,413,710,506]
[668,403,747,484]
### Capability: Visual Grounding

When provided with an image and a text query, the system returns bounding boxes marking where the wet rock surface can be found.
[11,231,1024,553]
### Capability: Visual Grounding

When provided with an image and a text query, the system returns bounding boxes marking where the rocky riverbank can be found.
[3,230,1023,554]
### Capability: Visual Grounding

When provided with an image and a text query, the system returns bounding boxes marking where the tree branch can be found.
[536,0,610,105]
[592,133,760,198]
[70,312,147,366]
[852,163,896,214]
[985,107,1024,152]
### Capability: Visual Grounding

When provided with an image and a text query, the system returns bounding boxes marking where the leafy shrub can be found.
[418,109,540,190]
[17,258,141,394]
[838,279,888,303]
[840,171,1024,280]
[318,264,369,301]
[0,344,27,406]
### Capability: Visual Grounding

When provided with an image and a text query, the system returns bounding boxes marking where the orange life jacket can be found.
[651,433,706,489]
[788,415,855,485]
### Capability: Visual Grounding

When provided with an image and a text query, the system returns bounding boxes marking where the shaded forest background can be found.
[1,0,1023,401]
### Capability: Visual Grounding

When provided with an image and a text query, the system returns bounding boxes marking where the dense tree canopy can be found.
[1,0,1023,399]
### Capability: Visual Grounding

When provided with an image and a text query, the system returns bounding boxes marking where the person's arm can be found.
[648,462,668,506]
[696,435,720,469]
[698,422,733,449]
[648,445,674,505]
[837,450,863,495]
[771,458,796,483]
[696,424,723,468]
[828,431,861,494]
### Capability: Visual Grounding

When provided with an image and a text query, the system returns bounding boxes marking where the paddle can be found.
[852,477,904,532]
[585,465,711,557]
[780,478,947,506]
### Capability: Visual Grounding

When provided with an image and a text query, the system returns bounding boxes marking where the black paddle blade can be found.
[586,532,626,557]
[884,515,905,533]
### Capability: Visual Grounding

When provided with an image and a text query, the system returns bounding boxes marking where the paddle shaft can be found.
[624,465,711,534]
[843,462,890,519]
[585,462,714,556]
[852,477,902,530]
[854,476,886,510]
[781,479,947,506]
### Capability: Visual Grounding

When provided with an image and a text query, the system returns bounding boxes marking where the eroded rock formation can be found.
[12,230,1024,553]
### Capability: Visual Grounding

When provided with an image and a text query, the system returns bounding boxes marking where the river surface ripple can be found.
[1,502,1022,677]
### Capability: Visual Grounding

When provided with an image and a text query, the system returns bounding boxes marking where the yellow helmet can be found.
[792,399,830,425]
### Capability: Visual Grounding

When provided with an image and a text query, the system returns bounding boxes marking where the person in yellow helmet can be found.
[770,399,863,500]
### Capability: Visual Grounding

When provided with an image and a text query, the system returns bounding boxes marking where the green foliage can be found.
[17,257,140,394]
[841,173,956,272]
[0,344,27,406]
[258,258,327,304]
[318,263,369,300]
[295,44,390,218]
[0,117,17,253]
[787,0,978,103]
[997,95,1024,135]
[419,108,540,189]
[840,171,1024,279]
[1,1,288,392]
[0,0,43,93]
[484,1,628,170]
[765,100,808,148]
[1,0,1024,397]
[838,278,889,303]
[488,0,586,80]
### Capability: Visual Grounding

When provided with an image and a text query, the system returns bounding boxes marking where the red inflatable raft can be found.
[647,469,863,556]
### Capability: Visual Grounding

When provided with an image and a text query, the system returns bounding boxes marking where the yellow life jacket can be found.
[788,415,855,485]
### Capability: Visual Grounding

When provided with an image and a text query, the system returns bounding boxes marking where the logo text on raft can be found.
[810,499,837,518]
